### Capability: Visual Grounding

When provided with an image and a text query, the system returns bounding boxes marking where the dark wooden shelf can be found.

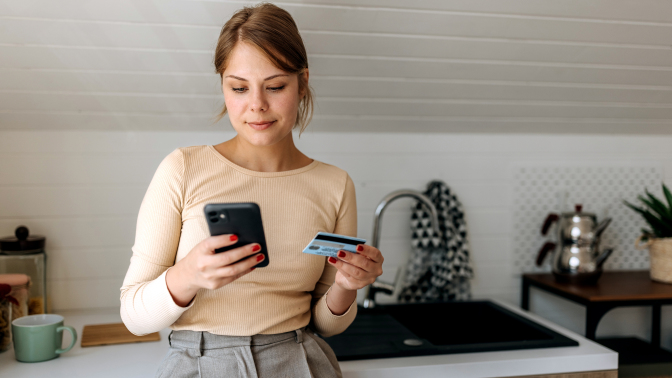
[521,271,672,375]
[523,271,672,303]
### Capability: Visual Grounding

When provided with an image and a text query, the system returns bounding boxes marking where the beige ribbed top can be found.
[120,145,358,337]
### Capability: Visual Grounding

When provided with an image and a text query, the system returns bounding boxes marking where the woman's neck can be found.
[214,134,313,173]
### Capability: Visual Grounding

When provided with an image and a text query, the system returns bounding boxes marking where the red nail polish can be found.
[356,245,364,252]
[252,245,261,252]
[338,251,346,258]
[328,256,337,264]
[230,235,238,242]
[250,267,256,271]
[256,254,264,262]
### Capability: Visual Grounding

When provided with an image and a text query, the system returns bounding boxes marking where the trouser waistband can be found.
[169,327,307,351]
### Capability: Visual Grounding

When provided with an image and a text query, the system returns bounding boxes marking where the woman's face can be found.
[222,42,305,147]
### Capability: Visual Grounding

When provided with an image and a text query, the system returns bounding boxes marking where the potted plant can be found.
[624,184,672,284]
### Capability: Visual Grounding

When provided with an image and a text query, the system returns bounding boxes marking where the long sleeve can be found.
[120,145,360,337]
[120,149,194,336]
[310,174,358,337]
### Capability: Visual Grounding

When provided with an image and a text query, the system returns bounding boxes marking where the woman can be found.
[119,3,384,377]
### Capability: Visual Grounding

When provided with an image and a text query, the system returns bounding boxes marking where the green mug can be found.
[11,314,77,363]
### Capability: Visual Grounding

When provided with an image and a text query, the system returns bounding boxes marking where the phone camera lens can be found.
[210,217,219,223]
[208,211,217,217]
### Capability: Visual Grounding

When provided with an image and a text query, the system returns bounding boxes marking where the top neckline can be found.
[206,145,320,178]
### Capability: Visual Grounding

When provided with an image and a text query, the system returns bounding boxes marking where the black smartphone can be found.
[203,202,269,267]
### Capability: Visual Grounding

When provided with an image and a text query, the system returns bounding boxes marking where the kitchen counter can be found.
[0,300,617,377]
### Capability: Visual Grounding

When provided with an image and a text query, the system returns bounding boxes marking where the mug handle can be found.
[56,326,78,354]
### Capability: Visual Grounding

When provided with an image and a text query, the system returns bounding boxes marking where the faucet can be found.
[361,190,441,309]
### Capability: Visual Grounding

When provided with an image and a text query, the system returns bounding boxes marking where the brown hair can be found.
[214,2,313,135]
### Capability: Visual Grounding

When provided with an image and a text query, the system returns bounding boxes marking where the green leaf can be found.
[645,190,672,219]
[638,194,672,222]
[624,201,672,237]
[663,183,672,209]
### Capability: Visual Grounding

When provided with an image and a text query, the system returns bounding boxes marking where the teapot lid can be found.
[0,226,45,254]
[562,204,596,219]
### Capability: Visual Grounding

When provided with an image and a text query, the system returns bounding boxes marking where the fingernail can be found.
[356,245,364,252]
[256,254,264,262]
[252,245,261,252]
[338,251,346,258]
[328,257,337,264]
[230,235,238,242]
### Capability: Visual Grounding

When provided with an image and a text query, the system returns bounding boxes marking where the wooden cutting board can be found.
[81,322,160,347]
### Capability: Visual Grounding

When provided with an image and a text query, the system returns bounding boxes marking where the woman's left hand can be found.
[328,244,384,291]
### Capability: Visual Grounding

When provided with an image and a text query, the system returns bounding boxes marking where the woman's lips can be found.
[248,121,275,130]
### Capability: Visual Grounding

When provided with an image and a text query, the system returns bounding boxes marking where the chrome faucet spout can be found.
[362,190,441,309]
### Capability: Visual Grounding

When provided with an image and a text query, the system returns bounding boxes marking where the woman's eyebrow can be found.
[224,74,288,81]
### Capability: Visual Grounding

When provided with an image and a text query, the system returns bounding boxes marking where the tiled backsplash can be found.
[1,130,672,348]
[513,164,662,273]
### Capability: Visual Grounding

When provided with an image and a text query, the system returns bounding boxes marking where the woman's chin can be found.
[243,133,286,147]
[235,127,292,147]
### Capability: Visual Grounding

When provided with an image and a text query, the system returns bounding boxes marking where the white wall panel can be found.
[279,0,672,23]
[47,247,132,280]
[308,55,672,86]
[4,0,672,25]
[0,69,220,94]
[0,111,218,131]
[0,217,136,249]
[4,91,672,120]
[2,0,671,132]
[4,18,672,68]
[0,186,144,217]
[3,45,670,87]
[47,277,124,310]
[2,69,671,105]
[312,78,672,104]
[0,154,160,185]
[288,6,672,46]
[3,112,671,134]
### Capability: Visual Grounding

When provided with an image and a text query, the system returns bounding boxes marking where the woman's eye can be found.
[232,87,246,93]
[268,86,285,92]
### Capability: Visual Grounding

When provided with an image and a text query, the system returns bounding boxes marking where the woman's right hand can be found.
[165,234,265,307]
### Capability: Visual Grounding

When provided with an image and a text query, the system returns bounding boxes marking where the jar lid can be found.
[0,273,31,286]
[0,226,45,254]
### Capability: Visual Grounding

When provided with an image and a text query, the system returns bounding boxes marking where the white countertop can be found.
[0,300,617,378]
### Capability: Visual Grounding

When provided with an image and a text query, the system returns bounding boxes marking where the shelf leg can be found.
[652,304,661,348]
[521,278,530,311]
[585,305,611,340]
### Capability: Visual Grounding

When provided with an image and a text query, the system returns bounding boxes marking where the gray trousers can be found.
[155,327,342,378]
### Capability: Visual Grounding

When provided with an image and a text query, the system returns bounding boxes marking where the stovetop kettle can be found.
[536,204,613,283]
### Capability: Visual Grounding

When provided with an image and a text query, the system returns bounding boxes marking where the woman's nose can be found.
[249,88,269,112]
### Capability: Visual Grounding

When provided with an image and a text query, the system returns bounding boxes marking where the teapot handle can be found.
[541,214,560,235]
[536,242,556,266]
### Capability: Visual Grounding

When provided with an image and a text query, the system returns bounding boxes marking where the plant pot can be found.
[637,236,672,284]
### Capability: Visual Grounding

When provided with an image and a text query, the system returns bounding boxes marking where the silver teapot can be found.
[536,204,613,284]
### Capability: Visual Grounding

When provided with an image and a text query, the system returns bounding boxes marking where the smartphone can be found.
[203,202,269,267]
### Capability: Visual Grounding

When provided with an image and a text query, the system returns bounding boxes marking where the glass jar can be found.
[0,226,47,315]
[0,274,30,321]
[0,296,12,353]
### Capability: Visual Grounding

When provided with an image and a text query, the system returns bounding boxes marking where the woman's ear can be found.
[300,69,309,99]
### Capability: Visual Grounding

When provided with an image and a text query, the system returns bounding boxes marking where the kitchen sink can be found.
[323,300,579,361]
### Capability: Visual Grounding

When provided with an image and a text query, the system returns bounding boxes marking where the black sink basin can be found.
[323,300,579,361]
